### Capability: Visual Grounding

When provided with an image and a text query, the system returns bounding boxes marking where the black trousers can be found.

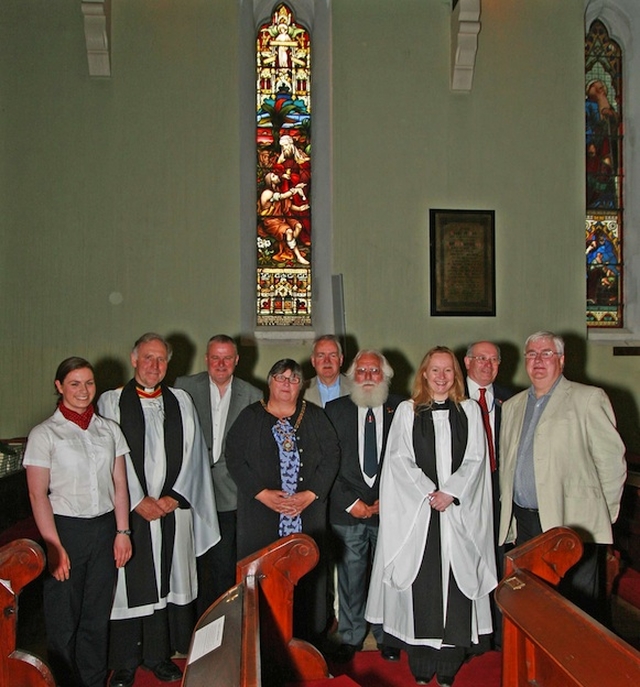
[196,509,237,617]
[108,604,194,670]
[44,512,116,687]
[513,503,608,624]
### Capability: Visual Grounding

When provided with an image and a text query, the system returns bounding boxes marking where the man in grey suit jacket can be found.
[175,334,262,614]
[304,334,351,407]
[499,331,626,622]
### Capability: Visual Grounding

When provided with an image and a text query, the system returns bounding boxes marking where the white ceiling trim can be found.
[82,0,111,77]
[451,0,481,92]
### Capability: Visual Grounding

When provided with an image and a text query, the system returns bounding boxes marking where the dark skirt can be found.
[385,508,491,682]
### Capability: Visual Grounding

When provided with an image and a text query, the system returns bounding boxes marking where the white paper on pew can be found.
[188,616,225,664]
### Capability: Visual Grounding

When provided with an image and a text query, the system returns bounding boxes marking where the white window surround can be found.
[585,0,640,344]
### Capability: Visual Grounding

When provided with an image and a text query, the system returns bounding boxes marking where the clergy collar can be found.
[135,382,162,399]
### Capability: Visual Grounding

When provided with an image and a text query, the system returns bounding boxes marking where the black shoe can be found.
[142,659,183,682]
[109,668,136,687]
[437,675,454,687]
[332,643,361,663]
[415,678,430,685]
[380,645,401,661]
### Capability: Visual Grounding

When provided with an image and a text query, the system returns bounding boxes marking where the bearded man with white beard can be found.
[324,350,404,663]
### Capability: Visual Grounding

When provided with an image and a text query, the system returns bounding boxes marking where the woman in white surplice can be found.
[365,346,496,686]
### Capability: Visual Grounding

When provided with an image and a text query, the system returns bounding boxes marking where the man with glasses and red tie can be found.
[464,341,514,516]
[464,341,514,647]
[324,350,404,663]
[499,331,626,623]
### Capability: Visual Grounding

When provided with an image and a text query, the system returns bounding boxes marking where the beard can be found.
[350,381,390,408]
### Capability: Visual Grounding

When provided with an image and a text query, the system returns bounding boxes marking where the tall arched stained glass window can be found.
[256,4,312,327]
[586,20,623,328]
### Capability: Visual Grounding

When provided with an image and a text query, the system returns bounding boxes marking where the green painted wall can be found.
[2,0,638,452]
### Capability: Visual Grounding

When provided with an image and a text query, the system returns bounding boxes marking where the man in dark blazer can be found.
[464,340,513,648]
[325,350,403,663]
[175,334,262,614]
[464,341,514,536]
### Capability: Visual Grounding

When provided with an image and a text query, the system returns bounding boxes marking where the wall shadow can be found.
[94,356,128,396]
[166,332,197,386]
[562,331,640,453]
[382,348,413,398]
[236,336,267,394]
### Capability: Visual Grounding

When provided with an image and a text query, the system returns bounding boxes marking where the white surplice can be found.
[365,399,496,648]
[98,387,219,620]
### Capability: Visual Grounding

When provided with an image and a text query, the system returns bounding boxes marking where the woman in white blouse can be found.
[23,357,132,687]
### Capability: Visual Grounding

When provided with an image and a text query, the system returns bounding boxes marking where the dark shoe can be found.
[415,679,430,685]
[332,643,361,663]
[142,659,183,682]
[109,668,136,687]
[380,645,401,661]
[437,676,454,687]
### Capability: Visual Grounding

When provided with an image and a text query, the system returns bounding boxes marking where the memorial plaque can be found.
[430,209,495,316]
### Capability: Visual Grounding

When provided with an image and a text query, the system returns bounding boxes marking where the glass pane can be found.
[586,214,622,326]
[586,20,623,327]
[256,4,312,326]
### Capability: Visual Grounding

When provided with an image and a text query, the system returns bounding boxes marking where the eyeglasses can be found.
[524,350,560,360]
[273,373,301,384]
[468,356,500,364]
[355,367,381,376]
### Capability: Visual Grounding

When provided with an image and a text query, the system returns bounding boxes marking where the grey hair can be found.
[132,332,173,361]
[312,334,343,358]
[465,341,502,360]
[524,331,565,356]
[267,358,304,385]
[207,334,238,354]
[345,349,394,383]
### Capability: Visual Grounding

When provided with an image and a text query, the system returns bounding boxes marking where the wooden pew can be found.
[182,533,331,687]
[496,526,640,686]
[0,538,55,687]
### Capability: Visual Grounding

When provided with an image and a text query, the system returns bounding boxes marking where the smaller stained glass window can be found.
[585,20,623,327]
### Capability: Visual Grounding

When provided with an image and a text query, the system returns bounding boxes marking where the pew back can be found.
[182,533,329,687]
[496,527,640,686]
[0,538,55,687]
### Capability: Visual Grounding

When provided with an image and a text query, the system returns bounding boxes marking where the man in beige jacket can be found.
[499,330,626,622]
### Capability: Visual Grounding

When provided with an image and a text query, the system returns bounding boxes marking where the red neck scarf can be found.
[58,401,95,430]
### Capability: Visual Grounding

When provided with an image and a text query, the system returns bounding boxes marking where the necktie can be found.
[478,388,497,472]
[363,408,378,478]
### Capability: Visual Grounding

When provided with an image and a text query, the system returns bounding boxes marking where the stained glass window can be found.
[585,20,623,327]
[256,4,312,327]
